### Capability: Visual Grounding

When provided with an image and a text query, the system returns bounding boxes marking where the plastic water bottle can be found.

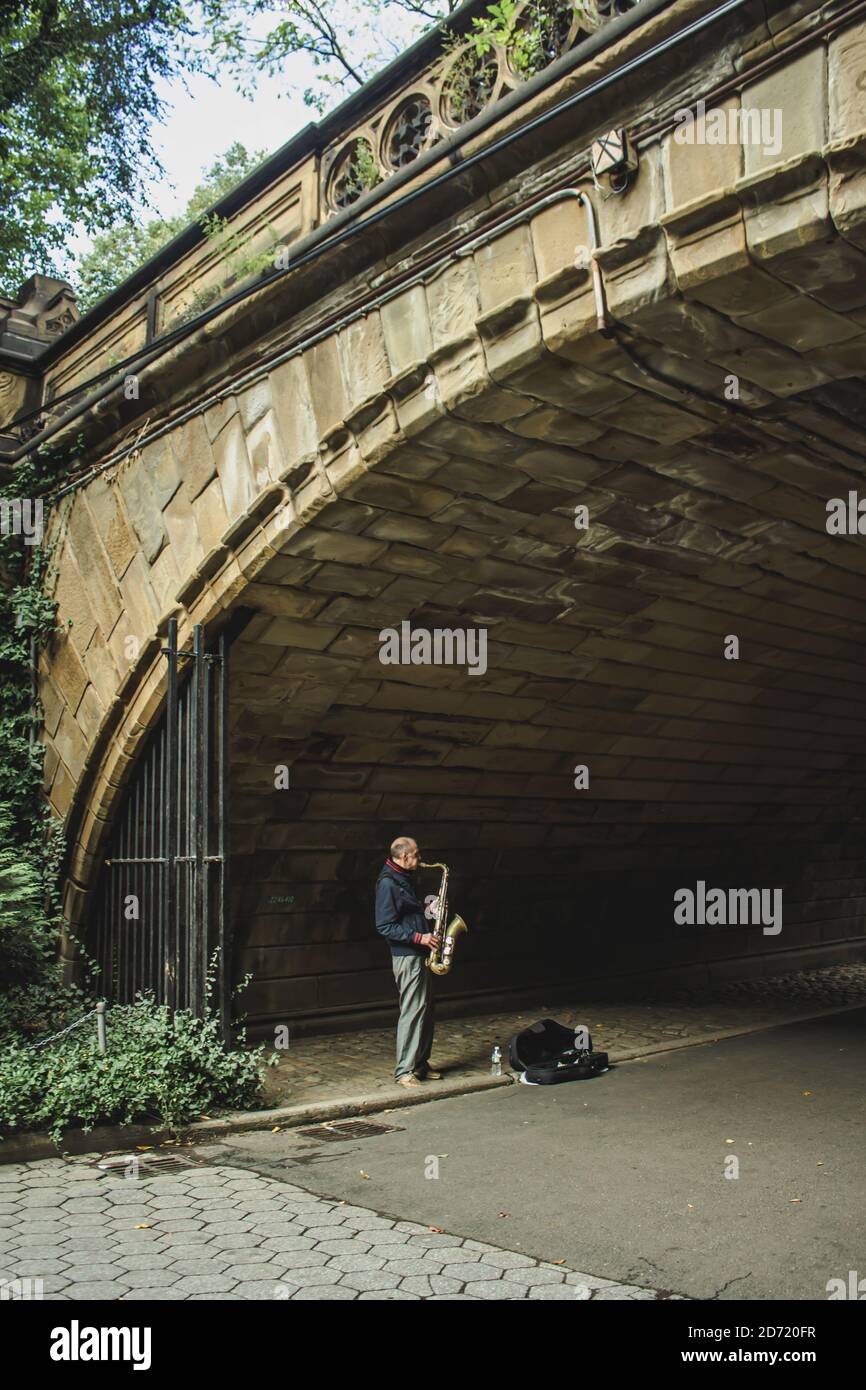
[490,1045,502,1077]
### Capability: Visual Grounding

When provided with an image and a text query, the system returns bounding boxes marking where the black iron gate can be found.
[92,619,231,1041]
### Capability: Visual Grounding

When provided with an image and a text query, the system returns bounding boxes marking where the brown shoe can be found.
[397,1074,422,1088]
[413,1067,443,1080]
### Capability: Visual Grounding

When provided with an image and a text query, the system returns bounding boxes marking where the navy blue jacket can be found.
[375,860,427,957]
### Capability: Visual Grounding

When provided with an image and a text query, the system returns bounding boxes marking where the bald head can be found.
[390,837,419,870]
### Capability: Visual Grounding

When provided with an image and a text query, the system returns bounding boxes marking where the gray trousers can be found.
[391,952,435,1079]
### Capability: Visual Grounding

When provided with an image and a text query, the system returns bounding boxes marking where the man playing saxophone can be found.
[375,836,443,1088]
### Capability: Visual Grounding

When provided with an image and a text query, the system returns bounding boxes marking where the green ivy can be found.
[0,433,94,998]
[168,212,282,328]
[0,996,273,1144]
[445,0,591,121]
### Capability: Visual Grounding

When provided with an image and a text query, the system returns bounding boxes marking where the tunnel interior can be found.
[224,336,866,1036]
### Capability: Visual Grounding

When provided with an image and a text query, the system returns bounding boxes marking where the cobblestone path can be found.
[0,1158,684,1300]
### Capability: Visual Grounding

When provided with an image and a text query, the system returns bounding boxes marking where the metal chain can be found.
[20,1009,99,1051]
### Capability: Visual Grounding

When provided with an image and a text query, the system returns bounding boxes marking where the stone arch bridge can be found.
[4,0,866,1035]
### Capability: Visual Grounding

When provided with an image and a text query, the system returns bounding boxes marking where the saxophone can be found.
[419,862,468,976]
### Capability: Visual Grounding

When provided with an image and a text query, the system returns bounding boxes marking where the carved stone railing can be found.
[321,0,644,215]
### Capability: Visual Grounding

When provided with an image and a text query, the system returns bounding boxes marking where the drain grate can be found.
[91,1151,203,1178]
[297,1119,403,1142]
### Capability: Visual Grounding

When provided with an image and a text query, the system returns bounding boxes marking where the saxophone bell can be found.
[419,861,468,976]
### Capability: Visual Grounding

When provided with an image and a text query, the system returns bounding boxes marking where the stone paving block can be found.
[208,1233,266,1251]
[459,1263,508,1283]
[316,1235,373,1255]
[63,1281,132,1299]
[165,1258,234,1276]
[592,1286,660,1300]
[501,1267,566,1287]
[468,1279,524,1300]
[114,1253,173,1271]
[214,1248,275,1265]
[404,1232,457,1249]
[199,1221,256,1237]
[298,1225,354,1243]
[260,1236,316,1254]
[280,1267,345,1288]
[121,1289,195,1301]
[384,1257,446,1278]
[8,1259,71,1277]
[186,1292,245,1300]
[155,1231,214,1248]
[57,1250,121,1268]
[36,1275,75,1293]
[169,1274,240,1295]
[338,1213,395,1231]
[197,1207,248,1224]
[147,1218,206,1232]
[358,1289,421,1299]
[326,1252,386,1273]
[6,1251,71,1273]
[120,1269,184,1289]
[9,1231,69,1248]
[232,1279,288,1299]
[364,1230,412,1249]
[564,1271,619,1290]
[431,1247,483,1266]
[396,1275,436,1296]
[104,1211,157,1227]
[478,1249,537,1269]
[529,1282,592,1299]
[291,1285,358,1299]
[271,1250,331,1272]
[249,1221,310,1239]
[337,1270,402,1292]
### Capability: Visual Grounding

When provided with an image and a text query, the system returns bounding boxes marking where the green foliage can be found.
[0,971,92,1044]
[201,0,446,115]
[0,804,64,986]
[0,442,71,996]
[0,996,270,1143]
[350,138,382,193]
[469,0,588,78]
[74,142,267,312]
[0,0,200,295]
[167,209,281,328]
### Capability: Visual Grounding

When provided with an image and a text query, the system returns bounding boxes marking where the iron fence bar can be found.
[218,630,231,1045]
[90,617,232,1029]
[154,724,164,1003]
[191,624,204,1018]
[183,672,191,1011]
[164,618,178,1011]
[131,752,141,1001]
[201,632,212,1020]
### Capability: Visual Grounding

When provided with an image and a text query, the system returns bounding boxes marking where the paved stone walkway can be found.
[0,1157,683,1300]
[260,963,866,1110]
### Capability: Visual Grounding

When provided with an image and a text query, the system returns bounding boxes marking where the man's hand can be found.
[420,933,442,949]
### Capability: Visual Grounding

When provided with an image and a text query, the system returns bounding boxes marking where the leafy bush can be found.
[0,970,92,1043]
[0,803,65,989]
[0,996,269,1144]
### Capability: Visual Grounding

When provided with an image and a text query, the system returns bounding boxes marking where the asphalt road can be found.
[212,1008,866,1300]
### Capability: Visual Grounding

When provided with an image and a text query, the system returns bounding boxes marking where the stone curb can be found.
[1,1001,861,1166]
